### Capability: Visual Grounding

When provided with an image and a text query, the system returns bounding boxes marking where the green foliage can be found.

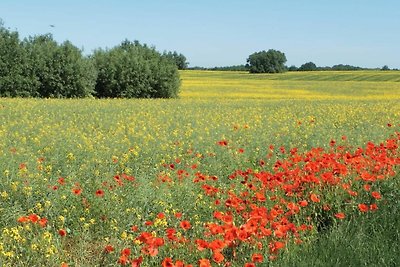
[298,62,317,71]
[93,40,180,98]
[246,49,287,73]
[0,23,38,97]
[163,51,189,70]
[23,34,97,98]
[381,65,390,71]
[287,65,298,71]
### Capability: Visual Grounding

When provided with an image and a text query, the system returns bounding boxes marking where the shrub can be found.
[23,34,97,98]
[0,23,38,97]
[93,40,180,98]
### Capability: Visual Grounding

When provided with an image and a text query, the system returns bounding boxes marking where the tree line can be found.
[189,51,396,73]
[0,21,187,98]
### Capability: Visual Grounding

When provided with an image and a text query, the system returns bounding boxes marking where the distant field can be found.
[0,70,399,266]
[180,70,400,99]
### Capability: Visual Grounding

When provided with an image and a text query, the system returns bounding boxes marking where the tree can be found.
[163,51,189,70]
[23,34,96,97]
[287,65,298,71]
[298,62,317,71]
[381,65,390,71]
[93,40,180,98]
[0,22,38,97]
[246,49,287,73]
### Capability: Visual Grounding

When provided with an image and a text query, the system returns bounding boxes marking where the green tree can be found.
[0,21,38,97]
[298,62,317,71]
[163,51,189,70]
[246,49,287,73]
[23,34,96,98]
[93,40,180,98]
[381,65,390,71]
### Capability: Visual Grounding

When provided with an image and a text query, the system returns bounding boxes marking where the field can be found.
[0,70,400,266]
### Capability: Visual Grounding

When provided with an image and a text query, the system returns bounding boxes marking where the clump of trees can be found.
[93,40,180,98]
[163,51,188,70]
[288,62,395,72]
[298,62,317,71]
[246,49,287,73]
[0,21,181,98]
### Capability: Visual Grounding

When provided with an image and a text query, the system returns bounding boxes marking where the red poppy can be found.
[58,177,66,185]
[299,200,308,207]
[121,247,131,256]
[244,263,256,267]
[17,216,29,223]
[38,217,48,227]
[58,229,67,237]
[95,189,104,197]
[72,188,82,195]
[334,213,345,219]
[104,245,114,253]
[217,140,228,146]
[162,257,174,267]
[199,259,211,267]
[29,213,39,223]
[131,256,143,267]
[117,255,128,265]
[371,191,381,200]
[252,253,263,263]
[180,220,191,230]
[370,203,378,211]
[310,193,320,203]
[212,250,224,263]
[358,203,369,212]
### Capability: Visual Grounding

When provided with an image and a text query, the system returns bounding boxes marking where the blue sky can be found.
[1,0,399,68]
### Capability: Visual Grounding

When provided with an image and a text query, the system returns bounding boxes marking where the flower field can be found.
[0,70,400,266]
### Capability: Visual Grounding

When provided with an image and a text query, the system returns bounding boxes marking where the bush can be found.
[246,49,287,73]
[298,62,317,71]
[93,40,180,98]
[23,34,97,98]
[0,23,38,97]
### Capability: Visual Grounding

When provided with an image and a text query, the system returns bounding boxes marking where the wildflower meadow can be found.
[0,70,399,266]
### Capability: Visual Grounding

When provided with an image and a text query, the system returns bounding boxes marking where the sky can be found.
[1,0,399,68]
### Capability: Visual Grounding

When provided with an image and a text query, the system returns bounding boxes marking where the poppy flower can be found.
[58,229,67,237]
[29,213,39,223]
[252,253,263,263]
[17,216,29,223]
[162,257,174,267]
[72,188,82,195]
[217,140,228,146]
[38,217,48,227]
[95,189,104,197]
[358,203,369,212]
[104,245,114,253]
[212,250,224,263]
[371,191,381,200]
[244,263,256,267]
[334,213,345,219]
[199,259,211,267]
[310,193,320,203]
[299,200,308,207]
[180,220,191,230]
[131,256,143,267]
[121,247,131,256]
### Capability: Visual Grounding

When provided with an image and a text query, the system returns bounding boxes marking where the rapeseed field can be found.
[0,71,399,266]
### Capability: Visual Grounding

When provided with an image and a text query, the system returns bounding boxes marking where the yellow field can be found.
[0,70,399,266]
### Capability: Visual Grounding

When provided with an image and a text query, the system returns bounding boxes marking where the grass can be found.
[0,70,399,266]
